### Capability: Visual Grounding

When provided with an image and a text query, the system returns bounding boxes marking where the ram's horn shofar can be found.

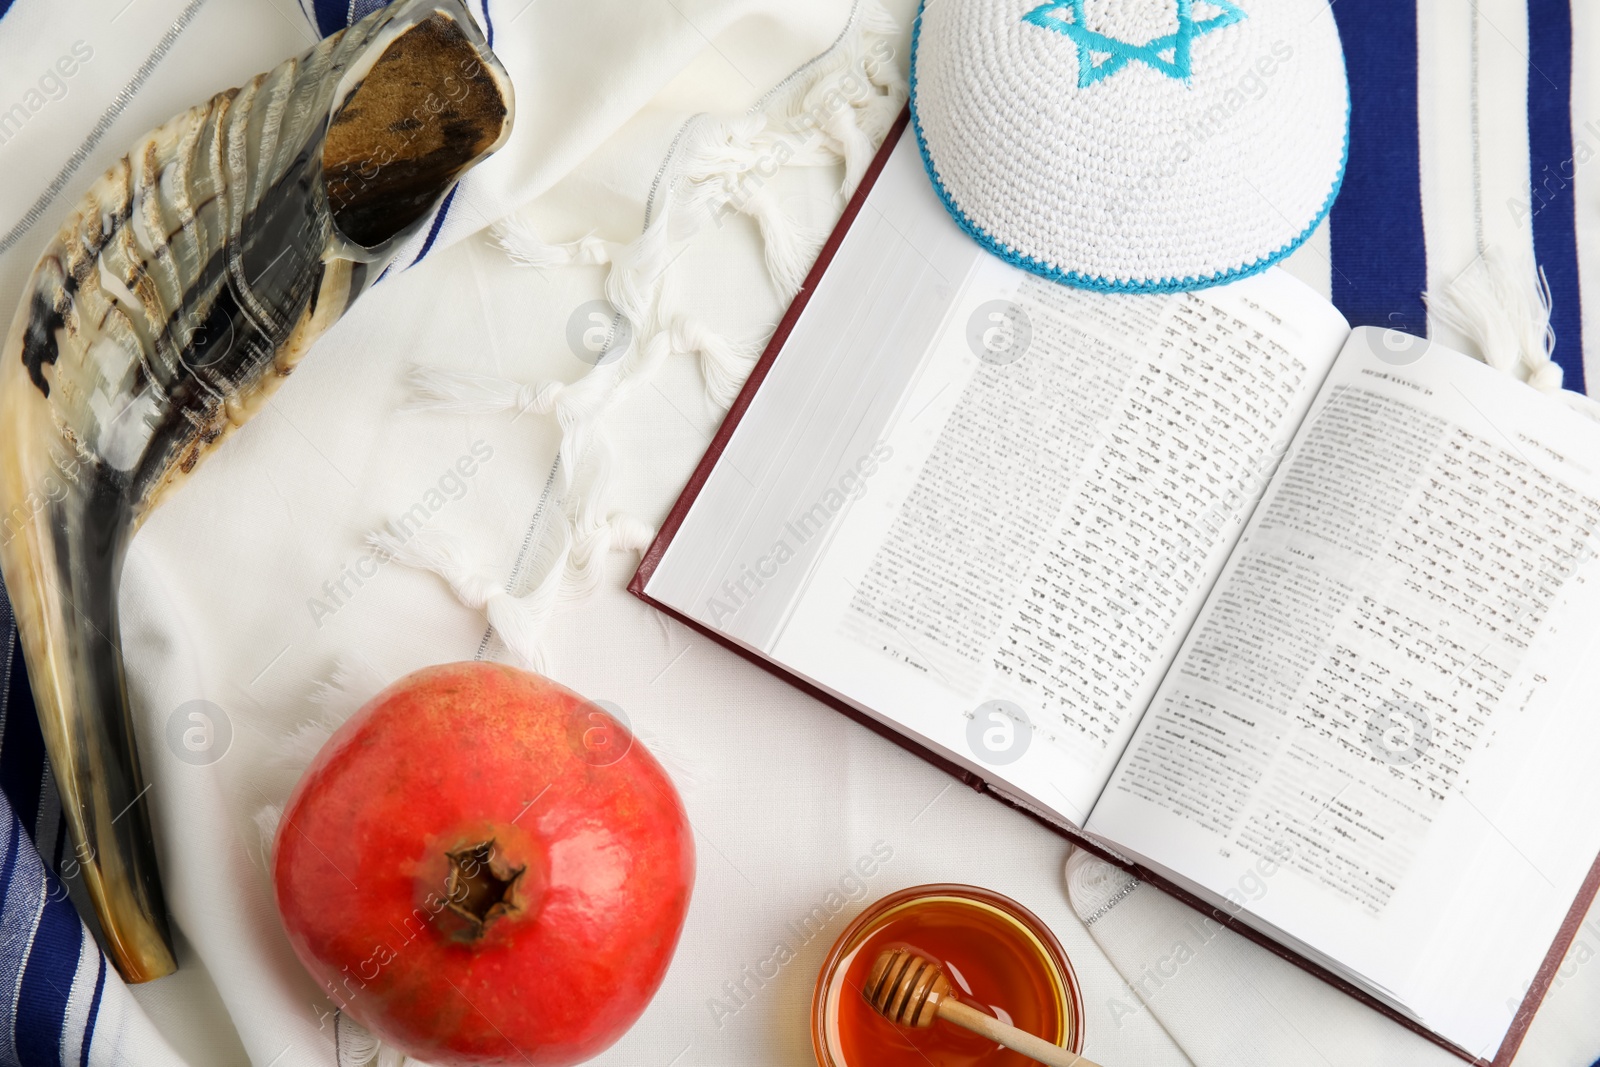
[0,0,512,982]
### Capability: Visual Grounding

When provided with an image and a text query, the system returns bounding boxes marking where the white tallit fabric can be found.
[0,1,1597,1066]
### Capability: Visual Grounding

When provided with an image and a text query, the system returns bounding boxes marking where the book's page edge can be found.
[628,107,914,600]
[1492,848,1600,1066]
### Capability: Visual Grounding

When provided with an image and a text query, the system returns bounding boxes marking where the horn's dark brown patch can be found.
[323,13,508,248]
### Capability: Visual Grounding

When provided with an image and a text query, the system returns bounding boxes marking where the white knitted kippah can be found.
[911,0,1349,291]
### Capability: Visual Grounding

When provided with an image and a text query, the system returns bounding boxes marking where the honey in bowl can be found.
[812,884,1083,1067]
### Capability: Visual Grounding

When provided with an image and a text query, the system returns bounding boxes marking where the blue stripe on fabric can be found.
[481,0,494,47]
[0,0,16,22]
[0,816,23,1065]
[0,632,48,843]
[1526,0,1585,393]
[1328,0,1427,333]
[15,885,83,1067]
[409,185,458,268]
[311,0,348,36]
[0,812,21,920]
[79,953,104,1067]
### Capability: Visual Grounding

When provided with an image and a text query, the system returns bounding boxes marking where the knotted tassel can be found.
[596,330,671,415]
[405,365,567,416]
[369,525,570,674]
[739,180,824,295]
[668,315,764,407]
[607,166,692,327]
[559,436,657,599]
[1425,248,1562,391]
[494,215,617,269]
[566,513,657,600]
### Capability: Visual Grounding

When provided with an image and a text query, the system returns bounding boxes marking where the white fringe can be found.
[387,0,903,709]
[777,4,908,195]
[278,717,340,771]
[668,315,763,408]
[252,804,283,865]
[494,216,617,269]
[307,654,391,720]
[593,1,903,398]
[1425,249,1600,421]
[369,526,568,675]
[603,228,671,334]
[405,365,566,416]
[562,437,657,600]
[747,184,824,296]
[1426,248,1562,391]
[337,1017,383,1067]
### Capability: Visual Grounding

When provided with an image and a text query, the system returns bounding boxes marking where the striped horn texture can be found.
[0,0,513,982]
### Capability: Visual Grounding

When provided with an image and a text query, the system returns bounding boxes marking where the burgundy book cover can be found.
[628,108,1600,1067]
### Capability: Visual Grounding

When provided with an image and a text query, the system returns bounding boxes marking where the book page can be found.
[643,128,980,648]
[1087,328,1600,1054]
[645,126,1350,825]
[767,266,1349,824]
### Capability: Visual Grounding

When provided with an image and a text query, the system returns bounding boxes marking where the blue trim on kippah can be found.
[907,0,1350,293]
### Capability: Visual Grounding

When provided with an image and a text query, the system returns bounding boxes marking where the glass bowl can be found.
[811,883,1084,1067]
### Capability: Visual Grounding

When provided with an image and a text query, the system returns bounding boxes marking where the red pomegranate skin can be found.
[272,662,695,1066]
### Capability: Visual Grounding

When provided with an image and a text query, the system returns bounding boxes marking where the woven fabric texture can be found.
[911,0,1349,290]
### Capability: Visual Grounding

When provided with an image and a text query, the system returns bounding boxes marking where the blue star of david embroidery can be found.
[1022,0,1248,88]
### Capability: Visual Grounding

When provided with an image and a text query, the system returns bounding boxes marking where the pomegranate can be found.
[272,662,695,1066]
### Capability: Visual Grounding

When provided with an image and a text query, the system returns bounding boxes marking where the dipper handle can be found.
[862,947,1106,1067]
[936,998,1102,1067]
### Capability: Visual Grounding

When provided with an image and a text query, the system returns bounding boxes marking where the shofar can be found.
[0,0,514,982]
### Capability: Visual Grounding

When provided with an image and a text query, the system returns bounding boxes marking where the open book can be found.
[630,116,1600,1063]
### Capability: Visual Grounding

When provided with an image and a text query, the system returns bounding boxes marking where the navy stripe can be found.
[0,805,21,905]
[0,0,16,21]
[15,884,84,1067]
[78,953,105,1067]
[311,0,349,36]
[0,632,47,842]
[1526,0,1586,393]
[481,0,494,48]
[0,815,23,1046]
[1329,0,1427,333]
[51,812,67,873]
[408,185,458,268]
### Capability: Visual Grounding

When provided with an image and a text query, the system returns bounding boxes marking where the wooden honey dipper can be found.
[862,948,1106,1067]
